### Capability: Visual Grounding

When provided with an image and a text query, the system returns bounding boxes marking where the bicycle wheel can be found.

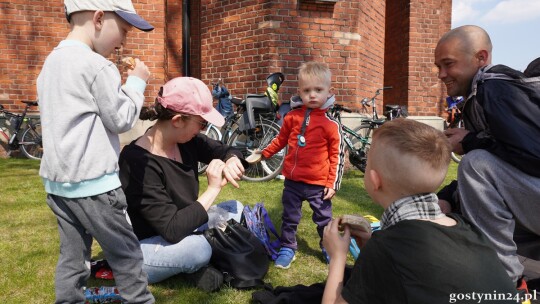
[227,120,284,182]
[20,123,43,160]
[348,124,374,173]
[198,125,222,174]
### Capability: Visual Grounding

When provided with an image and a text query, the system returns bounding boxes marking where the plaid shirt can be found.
[380,193,443,230]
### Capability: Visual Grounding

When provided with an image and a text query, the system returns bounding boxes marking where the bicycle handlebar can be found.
[361,98,370,107]
[332,104,352,113]
[341,106,352,113]
[375,86,393,95]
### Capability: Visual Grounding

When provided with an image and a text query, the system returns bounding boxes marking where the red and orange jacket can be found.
[262,106,345,190]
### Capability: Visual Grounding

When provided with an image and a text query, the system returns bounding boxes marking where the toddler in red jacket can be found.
[259,62,345,269]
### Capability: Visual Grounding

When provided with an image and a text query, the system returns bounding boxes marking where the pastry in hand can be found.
[121,57,136,70]
[339,214,371,233]
[245,153,262,164]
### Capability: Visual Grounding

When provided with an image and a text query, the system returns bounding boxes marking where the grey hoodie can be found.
[37,40,146,198]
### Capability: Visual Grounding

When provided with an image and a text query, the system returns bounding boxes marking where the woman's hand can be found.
[206,159,226,190]
[196,159,226,211]
[222,156,245,188]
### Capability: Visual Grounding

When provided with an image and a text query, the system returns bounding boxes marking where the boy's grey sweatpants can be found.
[459,150,540,282]
[46,188,154,304]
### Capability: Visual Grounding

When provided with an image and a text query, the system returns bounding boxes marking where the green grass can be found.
[0,158,457,303]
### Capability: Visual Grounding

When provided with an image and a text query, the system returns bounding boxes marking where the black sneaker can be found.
[188,265,224,292]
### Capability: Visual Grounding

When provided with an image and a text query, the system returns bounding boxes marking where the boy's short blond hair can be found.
[298,62,331,86]
[370,118,451,194]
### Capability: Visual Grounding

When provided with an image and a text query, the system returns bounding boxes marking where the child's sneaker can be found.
[517,277,532,304]
[321,247,330,264]
[275,247,296,269]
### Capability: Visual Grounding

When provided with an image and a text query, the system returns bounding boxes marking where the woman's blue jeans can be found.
[139,200,243,283]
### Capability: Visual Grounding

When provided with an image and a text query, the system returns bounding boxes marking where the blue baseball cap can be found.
[64,0,154,32]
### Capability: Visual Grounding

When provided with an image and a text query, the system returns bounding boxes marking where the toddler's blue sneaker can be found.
[275,247,296,269]
[322,247,330,264]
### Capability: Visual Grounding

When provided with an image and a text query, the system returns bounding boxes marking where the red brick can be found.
[1,0,450,115]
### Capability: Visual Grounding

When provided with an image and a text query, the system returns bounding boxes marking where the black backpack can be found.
[524,57,540,77]
[204,219,270,289]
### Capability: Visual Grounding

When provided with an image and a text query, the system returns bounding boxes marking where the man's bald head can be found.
[434,25,493,96]
[438,25,492,62]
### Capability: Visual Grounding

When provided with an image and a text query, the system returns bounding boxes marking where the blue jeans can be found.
[140,200,243,283]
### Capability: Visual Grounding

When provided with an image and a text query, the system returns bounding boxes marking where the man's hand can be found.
[443,128,469,155]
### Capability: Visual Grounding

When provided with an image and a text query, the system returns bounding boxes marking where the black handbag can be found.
[204,219,270,289]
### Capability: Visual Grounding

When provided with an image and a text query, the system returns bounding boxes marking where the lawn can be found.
[0,158,457,303]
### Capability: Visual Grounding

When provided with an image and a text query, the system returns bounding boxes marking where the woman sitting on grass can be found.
[118,77,248,292]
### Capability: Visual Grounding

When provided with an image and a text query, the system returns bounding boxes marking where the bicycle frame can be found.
[329,86,399,172]
[361,86,393,120]
[341,124,370,157]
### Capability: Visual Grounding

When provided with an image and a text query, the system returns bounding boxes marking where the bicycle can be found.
[329,87,406,172]
[198,73,287,182]
[0,100,43,160]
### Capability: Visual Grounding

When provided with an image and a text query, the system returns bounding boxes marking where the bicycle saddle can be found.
[21,100,38,107]
[385,104,401,110]
[361,118,386,126]
[231,97,245,106]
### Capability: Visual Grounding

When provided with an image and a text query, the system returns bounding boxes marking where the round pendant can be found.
[298,135,306,147]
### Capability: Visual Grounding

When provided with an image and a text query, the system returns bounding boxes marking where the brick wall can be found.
[384,1,410,111]
[0,0,169,113]
[407,0,452,116]
[0,0,451,116]
[385,0,452,117]
[199,0,387,109]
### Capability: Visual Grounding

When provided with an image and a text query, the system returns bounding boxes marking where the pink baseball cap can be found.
[156,77,225,127]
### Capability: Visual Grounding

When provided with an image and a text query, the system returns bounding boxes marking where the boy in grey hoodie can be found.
[36,0,155,302]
